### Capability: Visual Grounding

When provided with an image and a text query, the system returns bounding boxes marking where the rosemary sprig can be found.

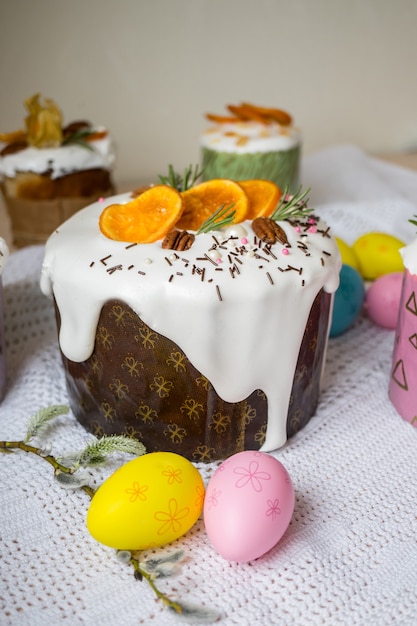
[409,215,417,230]
[158,164,203,192]
[62,128,95,150]
[196,203,236,234]
[270,185,314,221]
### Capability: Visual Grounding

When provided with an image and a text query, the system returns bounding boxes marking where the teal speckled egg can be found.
[330,264,366,337]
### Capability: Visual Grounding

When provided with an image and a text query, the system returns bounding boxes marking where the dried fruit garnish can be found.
[0,95,108,152]
[25,93,63,148]
[205,113,240,124]
[130,184,153,198]
[205,102,293,126]
[227,104,265,124]
[0,129,27,144]
[99,185,184,243]
[239,179,282,219]
[177,179,249,231]
[240,102,292,126]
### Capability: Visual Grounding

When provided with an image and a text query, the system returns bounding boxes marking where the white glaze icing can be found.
[200,121,301,154]
[40,193,340,451]
[0,129,115,180]
[401,239,417,276]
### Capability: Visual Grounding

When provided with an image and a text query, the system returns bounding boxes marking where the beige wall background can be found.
[1,0,417,192]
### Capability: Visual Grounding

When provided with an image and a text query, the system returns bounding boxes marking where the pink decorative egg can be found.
[203,451,294,562]
[366,272,404,329]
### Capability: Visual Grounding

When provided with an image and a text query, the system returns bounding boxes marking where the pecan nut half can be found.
[252,217,289,245]
[162,229,195,251]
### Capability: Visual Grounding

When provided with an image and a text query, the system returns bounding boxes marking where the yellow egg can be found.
[335,237,359,270]
[87,452,205,550]
[352,232,405,280]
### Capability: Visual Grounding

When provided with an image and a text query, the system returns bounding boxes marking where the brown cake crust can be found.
[1,168,114,200]
[57,289,331,462]
[1,169,115,247]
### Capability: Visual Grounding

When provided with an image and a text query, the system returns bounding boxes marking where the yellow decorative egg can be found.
[352,232,405,280]
[87,452,205,550]
[335,237,359,271]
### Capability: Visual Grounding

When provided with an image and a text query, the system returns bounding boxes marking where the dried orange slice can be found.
[177,179,249,231]
[239,179,282,219]
[130,184,153,198]
[99,185,184,243]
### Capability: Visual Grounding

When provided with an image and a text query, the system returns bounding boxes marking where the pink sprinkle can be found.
[216,258,223,264]
[98,197,105,202]
[241,237,248,244]
[282,248,289,256]
[308,226,317,233]
[308,217,316,224]
[295,226,301,232]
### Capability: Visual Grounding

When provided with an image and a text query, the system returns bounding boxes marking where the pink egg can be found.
[203,451,294,562]
[366,272,404,329]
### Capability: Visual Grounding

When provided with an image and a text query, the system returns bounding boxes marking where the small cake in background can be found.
[200,102,301,192]
[41,171,340,462]
[0,237,9,400]
[0,94,116,248]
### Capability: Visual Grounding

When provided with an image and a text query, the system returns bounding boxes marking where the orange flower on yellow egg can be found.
[155,498,190,535]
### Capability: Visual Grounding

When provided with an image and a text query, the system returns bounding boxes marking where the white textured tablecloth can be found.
[1,145,417,626]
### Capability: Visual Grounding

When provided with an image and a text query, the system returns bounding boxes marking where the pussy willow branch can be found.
[1,440,96,498]
[0,439,185,617]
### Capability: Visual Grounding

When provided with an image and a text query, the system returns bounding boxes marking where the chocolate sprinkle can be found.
[107,264,123,274]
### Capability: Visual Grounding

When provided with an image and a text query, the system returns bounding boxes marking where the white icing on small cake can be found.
[200,121,301,154]
[401,239,417,276]
[40,193,340,452]
[0,129,115,180]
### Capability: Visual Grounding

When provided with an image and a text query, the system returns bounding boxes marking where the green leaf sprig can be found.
[62,128,95,150]
[196,203,236,235]
[158,164,203,192]
[270,185,314,222]
[409,215,417,230]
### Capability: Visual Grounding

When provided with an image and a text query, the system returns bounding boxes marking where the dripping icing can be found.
[40,192,341,452]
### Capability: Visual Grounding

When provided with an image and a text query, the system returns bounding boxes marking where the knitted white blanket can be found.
[1,145,416,625]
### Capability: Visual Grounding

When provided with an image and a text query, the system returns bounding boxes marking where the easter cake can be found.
[0,94,115,248]
[200,102,301,192]
[40,175,340,462]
